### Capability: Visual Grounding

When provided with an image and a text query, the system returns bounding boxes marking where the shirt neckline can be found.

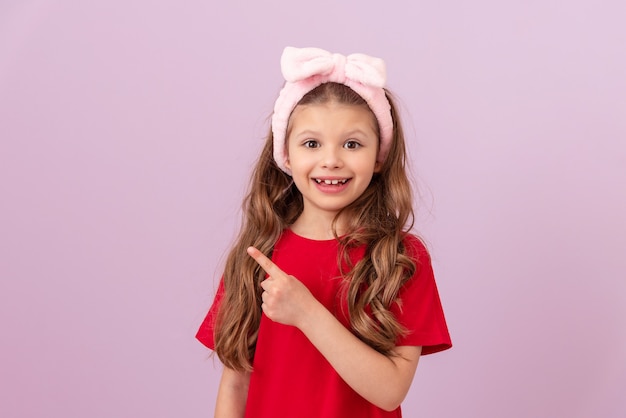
[285,227,340,244]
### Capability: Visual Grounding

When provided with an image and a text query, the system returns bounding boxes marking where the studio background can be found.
[1,1,624,417]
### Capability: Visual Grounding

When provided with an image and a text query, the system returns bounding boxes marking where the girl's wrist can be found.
[297,297,326,333]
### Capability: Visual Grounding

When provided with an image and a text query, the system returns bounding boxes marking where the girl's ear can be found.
[285,158,291,171]
[374,160,382,173]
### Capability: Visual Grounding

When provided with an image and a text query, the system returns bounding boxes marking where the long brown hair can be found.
[214,83,416,371]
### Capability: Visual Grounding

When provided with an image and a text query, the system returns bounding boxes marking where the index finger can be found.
[247,246,286,278]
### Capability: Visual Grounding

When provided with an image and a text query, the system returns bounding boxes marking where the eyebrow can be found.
[344,129,376,137]
[291,129,321,137]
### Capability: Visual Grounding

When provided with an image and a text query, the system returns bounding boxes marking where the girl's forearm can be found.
[214,367,250,418]
[297,301,421,411]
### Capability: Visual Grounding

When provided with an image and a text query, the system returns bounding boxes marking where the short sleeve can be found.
[392,235,452,355]
[195,279,225,350]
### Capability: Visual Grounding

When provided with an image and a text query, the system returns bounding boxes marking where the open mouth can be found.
[313,178,350,185]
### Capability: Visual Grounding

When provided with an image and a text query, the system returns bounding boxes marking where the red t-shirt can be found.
[197,229,451,417]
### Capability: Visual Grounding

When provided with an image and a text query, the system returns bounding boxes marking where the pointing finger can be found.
[247,246,285,278]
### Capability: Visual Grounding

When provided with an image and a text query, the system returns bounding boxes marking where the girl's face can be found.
[285,102,381,223]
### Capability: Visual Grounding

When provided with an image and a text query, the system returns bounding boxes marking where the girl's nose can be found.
[321,147,343,169]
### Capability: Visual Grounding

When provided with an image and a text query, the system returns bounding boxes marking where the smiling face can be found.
[285,101,381,229]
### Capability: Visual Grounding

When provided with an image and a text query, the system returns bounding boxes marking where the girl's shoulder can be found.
[401,232,431,264]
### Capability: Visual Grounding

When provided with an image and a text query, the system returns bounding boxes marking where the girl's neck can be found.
[289,213,347,241]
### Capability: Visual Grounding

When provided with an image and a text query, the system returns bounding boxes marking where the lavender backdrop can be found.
[1,1,624,417]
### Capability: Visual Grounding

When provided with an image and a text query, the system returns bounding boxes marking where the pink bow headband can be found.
[271,47,394,174]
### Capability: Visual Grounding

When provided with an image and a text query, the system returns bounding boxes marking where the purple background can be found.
[1,1,625,417]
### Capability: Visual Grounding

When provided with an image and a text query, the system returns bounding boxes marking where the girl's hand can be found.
[247,246,318,328]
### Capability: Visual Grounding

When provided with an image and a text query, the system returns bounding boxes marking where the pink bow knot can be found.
[280,46,387,88]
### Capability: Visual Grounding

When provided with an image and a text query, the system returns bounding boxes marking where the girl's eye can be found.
[344,140,361,149]
[303,140,319,148]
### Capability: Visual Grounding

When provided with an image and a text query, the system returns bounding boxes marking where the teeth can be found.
[315,179,348,185]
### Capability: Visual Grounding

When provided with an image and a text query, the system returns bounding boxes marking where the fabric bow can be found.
[280,46,387,88]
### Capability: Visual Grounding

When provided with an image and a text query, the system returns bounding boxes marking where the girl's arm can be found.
[214,366,250,418]
[301,303,422,411]
[248,247,422,412]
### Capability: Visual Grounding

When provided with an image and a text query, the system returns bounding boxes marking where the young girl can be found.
[197,46,452,417]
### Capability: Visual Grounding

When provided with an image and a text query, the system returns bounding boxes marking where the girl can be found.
[197,46,451,417]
